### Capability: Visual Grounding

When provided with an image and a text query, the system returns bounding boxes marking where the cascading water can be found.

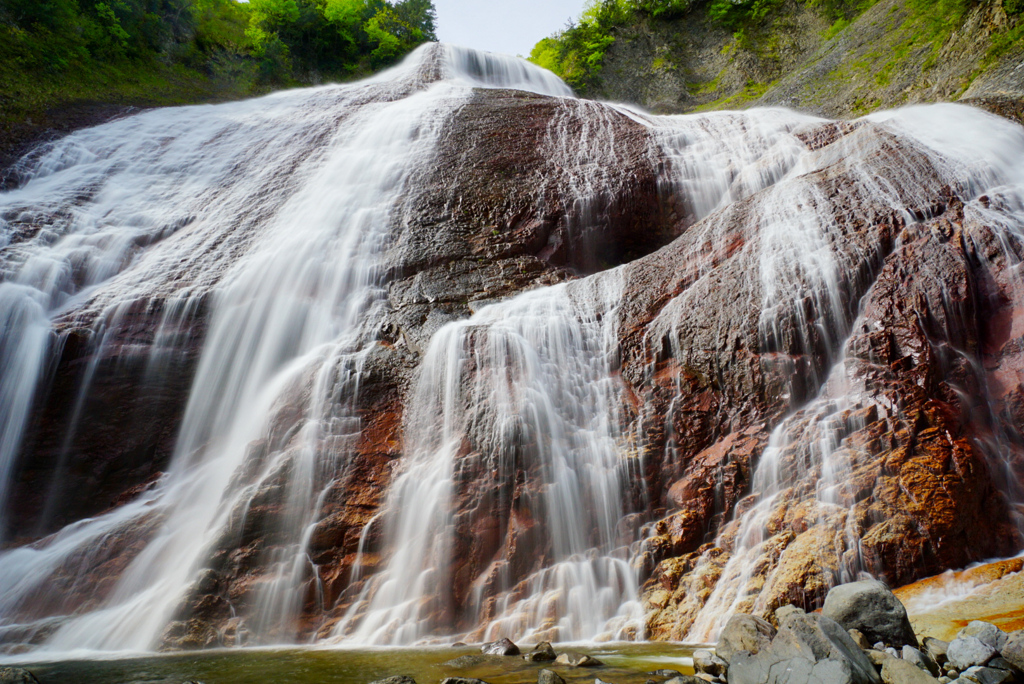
[680,105,1024,642]
[0,44,584,652]
[1,35,1024,658]
[333,272,643,644]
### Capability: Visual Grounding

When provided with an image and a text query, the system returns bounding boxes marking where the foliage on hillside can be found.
[0,0,436,134]
[529,0,1023,97]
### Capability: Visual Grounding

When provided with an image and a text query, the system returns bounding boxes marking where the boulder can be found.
[717,614,777,664]
[441,679,490,684]
[369,677,417,684]
[480,638,520,656]
[987,657,1021,675]
[903,645,941,677]
[537,671,563,684]
[0,670,39,684]
[880,657,940,684]
[728,613,882,684]
[946,637,998,671]
[1000,631,1024,671]
[554,653,603,667]
[821,580,919,649]
[523,642,557,662]
[959,666,1014,684]
[692,649,727,676]
[955,623,1007,653]
[865,650,889,667]
[729,653,858,684]
[664,677,701,684]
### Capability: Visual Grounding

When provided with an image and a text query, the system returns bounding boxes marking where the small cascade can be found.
[333,272,643,644]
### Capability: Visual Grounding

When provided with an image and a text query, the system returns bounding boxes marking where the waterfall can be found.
[0,44,579,652]
[2,34,1024,656]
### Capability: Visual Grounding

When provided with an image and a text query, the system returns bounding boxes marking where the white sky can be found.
[433,0,588,58]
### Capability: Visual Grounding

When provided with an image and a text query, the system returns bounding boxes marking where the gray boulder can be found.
[537,671,564,684]
[903,645,941,677]
[821,580,919,649]
[369,677,417,684]
[523,642,557,662]
[729,653,858,684]
[717,614,777,664]
[692,649,727,676]
[480,638,520,656]
[1000,630,1024,671]
[956,623,1008,653]
[880,657,940,684]
[773,612,881,684]
[0,670,39,684]
[947,637,998,671]
[959,666,1013,684]
[728,613,882,684]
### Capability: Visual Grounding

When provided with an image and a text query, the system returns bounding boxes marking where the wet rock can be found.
[452,642,467,647]
[955,623,1007,652]
[717,614,777,664]
[821,580,919,649]
[441,678,490,684]
[693,649,727,676]
[880,657,940,684]
[480,638,520,656]
[0,669,40,684]
[369,677,417,684]
[903,645,941,677]
[523,642,557,662]
[849,629,871,650]
[946,637,998,671]
[554,652,603,667]
[924,638,950,666]
[648,671,684,678]
[537,670,564,684]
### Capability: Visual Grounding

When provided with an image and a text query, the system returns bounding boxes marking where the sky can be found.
[433,0,588,58]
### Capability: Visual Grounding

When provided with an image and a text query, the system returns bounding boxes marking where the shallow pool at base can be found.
[10,643,699,684]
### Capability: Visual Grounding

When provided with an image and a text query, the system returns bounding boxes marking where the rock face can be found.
[1,44,1024,653]
[822,580,919,649]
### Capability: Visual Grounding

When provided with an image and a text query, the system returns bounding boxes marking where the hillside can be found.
[531,0,1024,120]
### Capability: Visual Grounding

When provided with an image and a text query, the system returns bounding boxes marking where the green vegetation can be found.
[0,0,436,137]
[528,0,875,94]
